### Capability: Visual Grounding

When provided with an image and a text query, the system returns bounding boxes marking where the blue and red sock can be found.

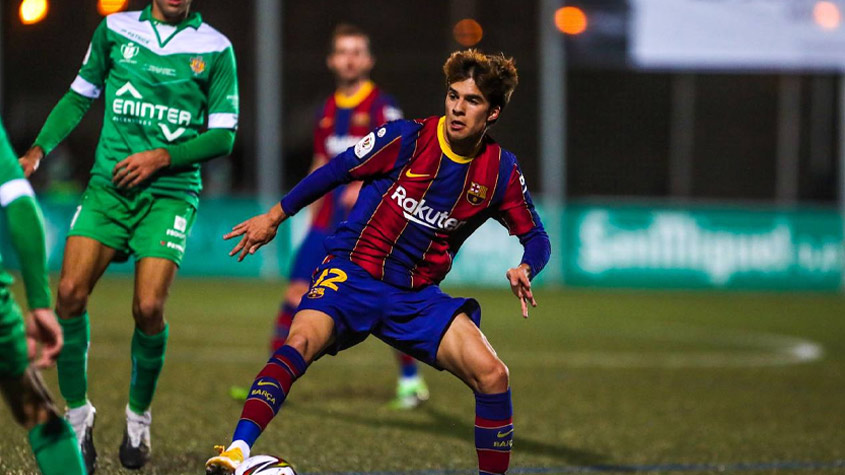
[270,302,296,353]
[475,389,513,475]
[233,345,308,447]
[397,352,418,379]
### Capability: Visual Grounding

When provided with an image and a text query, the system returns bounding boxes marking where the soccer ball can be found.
[234,455,297,475]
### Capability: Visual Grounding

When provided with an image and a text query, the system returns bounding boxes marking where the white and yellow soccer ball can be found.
[234,455,297,475]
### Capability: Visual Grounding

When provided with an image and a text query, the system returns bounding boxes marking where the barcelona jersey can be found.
[310,80,401,231]
[282,116,549,290]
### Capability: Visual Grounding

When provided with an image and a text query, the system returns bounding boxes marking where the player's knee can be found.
[132,298,165,330]
[475,359,509,394]
[56,278,88,318]
[284,282,310,307]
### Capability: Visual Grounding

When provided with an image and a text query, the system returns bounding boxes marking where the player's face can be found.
[151,0,192,21]
[444,78,501,146]
[327,36,374,84]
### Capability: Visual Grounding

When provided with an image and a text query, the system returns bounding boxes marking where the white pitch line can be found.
[84,325,824,369]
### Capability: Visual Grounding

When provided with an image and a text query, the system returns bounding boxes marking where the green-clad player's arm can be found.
[0,123,51,311]
[167,45,239,167]
[20,19,110,177]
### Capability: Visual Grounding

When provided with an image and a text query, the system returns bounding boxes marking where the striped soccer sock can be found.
[232,345,308,447]
[270,302,296,353]
[397,352,418,379]
[475,389,513,475]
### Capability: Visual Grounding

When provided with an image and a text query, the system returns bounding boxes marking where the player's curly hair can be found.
[443,50,519,112]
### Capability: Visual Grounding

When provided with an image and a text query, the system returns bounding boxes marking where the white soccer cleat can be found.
[119,405,152,469]
[206,444,245,475]
[65,401,97,474]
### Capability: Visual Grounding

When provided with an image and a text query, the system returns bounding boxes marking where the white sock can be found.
[228,440,251,460]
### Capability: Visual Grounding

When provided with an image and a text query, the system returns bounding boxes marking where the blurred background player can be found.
[0,117,86,475]
[17,0,238,471]
[230,24,428,409]
[208,50,549,475]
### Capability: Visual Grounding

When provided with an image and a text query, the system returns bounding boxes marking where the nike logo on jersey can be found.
[405,170,431,179]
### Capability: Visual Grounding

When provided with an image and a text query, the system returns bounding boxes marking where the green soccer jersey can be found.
[0,118,51,310]
[0,120,26,286]
[71,6,238,202]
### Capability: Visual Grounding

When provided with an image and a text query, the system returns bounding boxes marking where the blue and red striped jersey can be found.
[310,80,402,231]
[282,116,550,289]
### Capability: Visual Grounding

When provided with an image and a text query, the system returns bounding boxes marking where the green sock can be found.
[129,324,169,414]
[57,312,90,408]
[28,417,86,475]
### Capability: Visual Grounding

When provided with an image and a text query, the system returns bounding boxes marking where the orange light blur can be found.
[19,0,49,25]
[98,0,129,16]
[555,6,588,35]
[814,1,841,30]
[453,18,484,47]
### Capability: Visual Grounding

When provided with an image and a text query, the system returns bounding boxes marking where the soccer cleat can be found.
[65,402,97,474]
[206,445,244,475]
[388,376,430,410]
[119,405,152,469]
[228,385,249,402]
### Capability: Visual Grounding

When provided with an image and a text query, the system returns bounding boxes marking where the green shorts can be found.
[68,183,197,266]
[0,286,27,378]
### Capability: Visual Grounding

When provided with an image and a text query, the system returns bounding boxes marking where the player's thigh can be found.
[0,288,27,379]
[130,196,196,266]
[286,309,336,364]
[436,312,505,392]
[59,236,118,295]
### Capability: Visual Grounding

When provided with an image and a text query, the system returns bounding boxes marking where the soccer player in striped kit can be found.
[241,24,428,409]
[208,50,549,475]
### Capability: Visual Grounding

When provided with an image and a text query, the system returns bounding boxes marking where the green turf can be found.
[1,277,844,474]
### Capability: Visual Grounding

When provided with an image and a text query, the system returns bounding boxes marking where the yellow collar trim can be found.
[437,117,475,164]
[334,80,375,109]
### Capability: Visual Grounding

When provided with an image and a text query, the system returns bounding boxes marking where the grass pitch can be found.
[1,277,844,474]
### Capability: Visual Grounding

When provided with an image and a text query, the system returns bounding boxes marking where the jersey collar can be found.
[139,5,203,30]
[334,80,375,109]
[437,116,475,164]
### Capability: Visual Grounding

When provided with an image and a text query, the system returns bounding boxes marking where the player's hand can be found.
[19,146,45,178]
[112,148,171,188]
[506,264,536,319]
[25,308,63,369]
[224,203,287,262]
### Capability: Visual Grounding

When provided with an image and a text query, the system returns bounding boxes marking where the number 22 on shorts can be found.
[307,268,348,299]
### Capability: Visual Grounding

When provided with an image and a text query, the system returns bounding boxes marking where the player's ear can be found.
[487,105,501,124]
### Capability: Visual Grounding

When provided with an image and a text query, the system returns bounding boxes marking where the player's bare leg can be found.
[437,313,512,475]
[55,236,117,474]
[207,310,335,475]
[230,280,316,402]
[119,257,177,469]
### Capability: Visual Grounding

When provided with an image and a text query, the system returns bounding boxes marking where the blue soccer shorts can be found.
[296,256,481,368]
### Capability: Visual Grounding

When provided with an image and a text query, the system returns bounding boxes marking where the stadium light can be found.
[555,6,588,35]
[19,0,49,25]
[98,0,128,16]
[814,1,841,30]
[453,18,483,47]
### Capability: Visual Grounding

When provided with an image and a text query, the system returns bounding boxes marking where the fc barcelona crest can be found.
[189,56,206,75]
[466,182,487,205]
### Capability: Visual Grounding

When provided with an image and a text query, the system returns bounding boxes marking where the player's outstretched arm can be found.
[20,91,95,177]
[224,202,287,261]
